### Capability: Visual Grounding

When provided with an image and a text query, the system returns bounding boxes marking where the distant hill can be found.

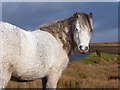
[90,42,119,46]
[89,42,119,54]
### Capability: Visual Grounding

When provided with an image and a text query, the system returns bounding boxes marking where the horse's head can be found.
[72,12,93,54]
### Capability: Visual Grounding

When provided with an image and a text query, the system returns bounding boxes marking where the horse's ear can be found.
[89,12,93,18]
[73,12,79,18]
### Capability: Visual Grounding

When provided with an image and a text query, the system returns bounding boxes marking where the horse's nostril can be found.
[79,45,89,51]
[85,46,89,51]
[79,45,82,50]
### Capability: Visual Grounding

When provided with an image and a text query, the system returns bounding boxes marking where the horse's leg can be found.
[46,70,62,90]
[0,65,12,89]
[42,76,48,90]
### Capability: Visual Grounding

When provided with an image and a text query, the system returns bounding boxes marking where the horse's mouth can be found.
[80,52,86,54]
[79,50,88,54]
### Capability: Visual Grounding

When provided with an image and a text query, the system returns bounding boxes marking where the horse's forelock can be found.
[73,13,93,32]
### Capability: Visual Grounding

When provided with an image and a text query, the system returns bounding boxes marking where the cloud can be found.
[77,2,118,33]
[92,28,118,42]
[2,2,76,30]
[118,2,120,42]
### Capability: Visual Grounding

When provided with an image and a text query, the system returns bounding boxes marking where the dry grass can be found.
[58,58,119,88]
[6,56,119,89]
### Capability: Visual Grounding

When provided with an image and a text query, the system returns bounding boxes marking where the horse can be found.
[0,12,93,89]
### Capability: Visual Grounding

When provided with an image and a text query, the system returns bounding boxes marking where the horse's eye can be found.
[90,29,93,32]
[75,28,78,31]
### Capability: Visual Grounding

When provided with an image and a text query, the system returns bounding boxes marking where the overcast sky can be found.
[1,0,119,2]
[2,2,118,42]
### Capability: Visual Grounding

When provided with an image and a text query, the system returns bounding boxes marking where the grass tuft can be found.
[78,53,119,64]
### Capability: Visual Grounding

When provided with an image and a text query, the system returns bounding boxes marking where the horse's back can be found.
[0,22,21,62]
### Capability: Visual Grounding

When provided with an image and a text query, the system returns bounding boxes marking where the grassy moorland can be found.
[58,53,119,88]
[6,42,119,88]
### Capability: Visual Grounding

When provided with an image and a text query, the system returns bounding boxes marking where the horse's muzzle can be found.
[78,45,89,54]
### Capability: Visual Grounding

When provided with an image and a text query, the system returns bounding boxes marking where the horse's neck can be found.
[39,19,75,55]
[60,24,74,55]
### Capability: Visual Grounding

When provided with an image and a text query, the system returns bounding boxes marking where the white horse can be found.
[0,12,93,89]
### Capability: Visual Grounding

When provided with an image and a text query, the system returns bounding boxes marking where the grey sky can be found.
[0,2,2,21]
[2,2,118,42]
[1,0,119,2]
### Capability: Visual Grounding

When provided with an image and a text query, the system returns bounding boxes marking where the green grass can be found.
[78,53,119,64]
